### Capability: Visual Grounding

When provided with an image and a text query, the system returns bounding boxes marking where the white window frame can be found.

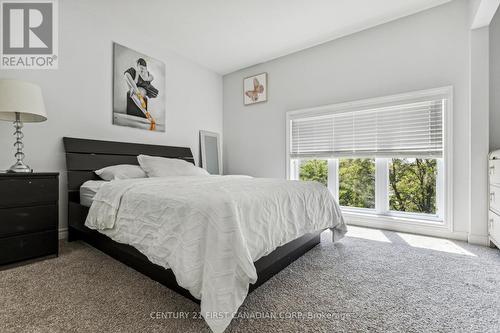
[286,87,453,232]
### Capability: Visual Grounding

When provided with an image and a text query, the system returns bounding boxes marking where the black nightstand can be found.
[0,172,59,266]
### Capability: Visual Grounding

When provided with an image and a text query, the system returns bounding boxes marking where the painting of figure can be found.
[113,42,166,132]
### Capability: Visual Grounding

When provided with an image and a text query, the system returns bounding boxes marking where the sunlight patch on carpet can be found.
[396,232,476,256]
[346,226,391,243]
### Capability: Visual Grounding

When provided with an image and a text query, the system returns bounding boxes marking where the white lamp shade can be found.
[0,80,47,122]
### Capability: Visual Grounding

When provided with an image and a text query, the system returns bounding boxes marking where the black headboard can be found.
[63,137,194,203]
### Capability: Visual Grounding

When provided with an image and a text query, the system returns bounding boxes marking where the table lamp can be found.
[0,80,47,173]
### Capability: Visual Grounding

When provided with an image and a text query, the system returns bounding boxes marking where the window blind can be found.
[290,99,444,158]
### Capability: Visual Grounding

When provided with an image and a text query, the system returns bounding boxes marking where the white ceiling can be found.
[144,0,451,75]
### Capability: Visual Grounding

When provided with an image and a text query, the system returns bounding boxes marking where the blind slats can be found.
[290,99,444,158]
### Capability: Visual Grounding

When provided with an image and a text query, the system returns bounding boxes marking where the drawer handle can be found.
[490,192,496,202]
[490,218,494,230]
[491,165,496,175]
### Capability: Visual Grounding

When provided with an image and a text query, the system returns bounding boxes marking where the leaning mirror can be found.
[200,130,222,175]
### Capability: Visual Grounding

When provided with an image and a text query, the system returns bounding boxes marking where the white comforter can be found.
[85,175,346,333]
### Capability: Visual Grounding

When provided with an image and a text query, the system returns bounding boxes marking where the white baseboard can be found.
[58,228,68,240]
[467,233,490,246]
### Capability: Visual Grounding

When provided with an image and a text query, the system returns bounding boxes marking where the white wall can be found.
[491,10,500,149]
[469,26,490,245]
[0,0,223,236]
[223,0,470,239]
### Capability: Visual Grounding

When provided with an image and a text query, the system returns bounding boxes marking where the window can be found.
[338,158,375,209]
[287,87,451,226]
[299,159,328,186]
[388,158,437,215]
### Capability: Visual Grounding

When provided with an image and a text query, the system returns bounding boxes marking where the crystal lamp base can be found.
[6,112,33,173]
[7,160,32,173]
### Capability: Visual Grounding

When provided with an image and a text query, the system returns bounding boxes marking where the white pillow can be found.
[95,164,146,181]
[137,154,209,177]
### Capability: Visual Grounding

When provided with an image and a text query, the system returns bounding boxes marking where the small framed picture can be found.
[243,72,267,105]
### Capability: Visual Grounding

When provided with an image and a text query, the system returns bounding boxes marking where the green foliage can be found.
[298,157,437,215]
[299,159,328,187]
[389,158,437,214]
[338,158,375,209]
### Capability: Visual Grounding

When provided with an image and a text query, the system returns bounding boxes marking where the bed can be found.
[63,137,346,333]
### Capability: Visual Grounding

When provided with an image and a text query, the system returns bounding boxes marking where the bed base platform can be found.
[69,221,321,304]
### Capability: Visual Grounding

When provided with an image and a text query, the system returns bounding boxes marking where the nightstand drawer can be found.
[0,230,58,265]
[0,205,57,237]
[0,177,58,207]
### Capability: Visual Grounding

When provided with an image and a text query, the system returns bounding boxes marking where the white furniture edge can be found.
[488,149,500,248]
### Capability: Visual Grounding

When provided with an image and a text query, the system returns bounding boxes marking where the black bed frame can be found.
[63,137,321,303]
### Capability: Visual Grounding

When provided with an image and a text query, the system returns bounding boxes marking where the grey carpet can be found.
[1,227,499,333]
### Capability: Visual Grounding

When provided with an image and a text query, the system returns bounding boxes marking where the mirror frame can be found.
[199,130,222,175]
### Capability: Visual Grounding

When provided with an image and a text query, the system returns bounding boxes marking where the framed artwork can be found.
[112,42,166,132]
[243,72,267,105]
[200,130,222,175]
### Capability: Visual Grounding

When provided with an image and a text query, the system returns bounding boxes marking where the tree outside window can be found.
[299,159,328,187]
[298,157,437,215]
[389,158,437,214]
[338,158,375,209]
